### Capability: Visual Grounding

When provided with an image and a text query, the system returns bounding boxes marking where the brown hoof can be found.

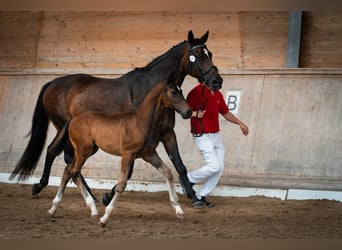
[97,220,106,227]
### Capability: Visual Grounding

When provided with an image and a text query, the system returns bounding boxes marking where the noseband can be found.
[189,44,218,86]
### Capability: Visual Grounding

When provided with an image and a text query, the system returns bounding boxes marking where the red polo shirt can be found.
[186,83,229,134]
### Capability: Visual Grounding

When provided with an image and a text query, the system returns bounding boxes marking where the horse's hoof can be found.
[91,214,99,220]
[47,210,55,217]
[176,213,184,220]
[97,220,106,228]
[32,183,44,196]
[102,192,112,206]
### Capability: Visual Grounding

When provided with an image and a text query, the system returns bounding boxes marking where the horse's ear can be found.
[200,30,209,44]
[188,30,195,43]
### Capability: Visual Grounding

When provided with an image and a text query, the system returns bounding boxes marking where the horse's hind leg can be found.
[33,125,69,196]
[48,164,71,216]
[72,171,99,218]
[64,139,99,203]
[143,152,184,219]
[65,143,99,218]
[32,151,55,196]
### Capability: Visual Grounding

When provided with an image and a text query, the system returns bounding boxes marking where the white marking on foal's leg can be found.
[166,181,184,219]
[74,176,99,218]
[85,192,99,217]
[99,192,120,226]
[48,187,64,216]
[158,166,184,219]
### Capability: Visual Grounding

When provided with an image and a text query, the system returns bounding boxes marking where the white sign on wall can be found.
[226,91,241,114]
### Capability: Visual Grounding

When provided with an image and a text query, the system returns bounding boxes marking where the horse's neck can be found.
[147,55,185,85]
[125,42,188,86]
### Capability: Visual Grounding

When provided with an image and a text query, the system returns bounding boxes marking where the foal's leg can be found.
[72,172,99,218]
[143,152,184,219]
[68,146,99,218]
[102,160,135,206]
[34,125,97,203]
[99,156,133,227]
[48,164,72,216]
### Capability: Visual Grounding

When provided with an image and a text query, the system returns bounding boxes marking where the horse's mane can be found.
[140,40,188,70]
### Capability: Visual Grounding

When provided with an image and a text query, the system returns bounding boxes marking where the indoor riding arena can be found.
[0,11,341,239]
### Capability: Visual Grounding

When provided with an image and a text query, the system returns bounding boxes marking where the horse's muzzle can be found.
[182,110,192,119]
[209,78,223,91]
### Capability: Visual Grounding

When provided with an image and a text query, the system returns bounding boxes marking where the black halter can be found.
[189,44,218,86]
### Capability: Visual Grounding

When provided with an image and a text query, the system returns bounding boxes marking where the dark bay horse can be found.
[48,80,191,226]
[11,30,223,203]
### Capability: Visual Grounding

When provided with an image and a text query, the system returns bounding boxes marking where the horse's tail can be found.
[10,81,53,181]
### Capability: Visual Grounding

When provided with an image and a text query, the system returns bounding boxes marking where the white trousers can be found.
[187,132,225,200]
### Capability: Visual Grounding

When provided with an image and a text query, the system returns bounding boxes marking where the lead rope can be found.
[191,85,208,137]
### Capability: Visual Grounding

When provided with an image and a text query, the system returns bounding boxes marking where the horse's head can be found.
[162,82,192,119]
[183,30,223,91]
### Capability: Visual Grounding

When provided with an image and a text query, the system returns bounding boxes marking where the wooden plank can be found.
[0,12,42,69]
[0,11,290,70]
[300,11,342,67]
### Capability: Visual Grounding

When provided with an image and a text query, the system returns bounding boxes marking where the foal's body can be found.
[48,81,191,226]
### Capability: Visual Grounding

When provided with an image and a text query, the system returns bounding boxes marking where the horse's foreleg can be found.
[143,152,184,219]
[102,160,135,206]
[99,156,133,227]
[161,130,197,201]
[48,165,71,216]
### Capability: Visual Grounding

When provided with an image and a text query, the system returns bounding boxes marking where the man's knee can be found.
[206,162,222,175]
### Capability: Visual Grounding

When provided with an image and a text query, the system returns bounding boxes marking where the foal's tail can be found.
[10,81,53,181]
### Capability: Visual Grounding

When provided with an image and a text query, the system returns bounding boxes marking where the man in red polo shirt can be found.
[185,82,249,208]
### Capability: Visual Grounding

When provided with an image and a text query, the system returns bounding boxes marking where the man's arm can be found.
[222,112,249,136]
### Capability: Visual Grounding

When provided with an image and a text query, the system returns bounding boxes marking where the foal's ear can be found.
[200,30,209,44]
[188,30,195,43]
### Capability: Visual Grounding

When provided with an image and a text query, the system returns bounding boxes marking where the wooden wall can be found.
[1,12,341,71]
[300,12,342,67]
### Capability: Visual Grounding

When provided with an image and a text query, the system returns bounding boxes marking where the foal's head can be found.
[184,30,223,91]
[161,83,192,119]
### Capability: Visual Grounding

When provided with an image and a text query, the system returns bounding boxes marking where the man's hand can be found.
[239,122,249,136]
[193,110,206,118]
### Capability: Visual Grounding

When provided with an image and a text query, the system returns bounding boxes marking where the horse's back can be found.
[43,74,122,121]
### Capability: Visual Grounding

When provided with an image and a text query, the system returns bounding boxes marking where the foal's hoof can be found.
[102,192,113,206]
[32,183,45,196]
[47,209,55,217]
[176,213,184,220]
[97,220,106,228]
